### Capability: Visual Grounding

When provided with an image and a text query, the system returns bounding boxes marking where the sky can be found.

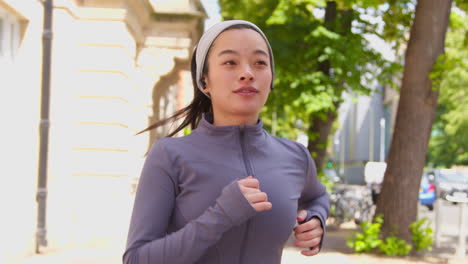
[200,0,222,30]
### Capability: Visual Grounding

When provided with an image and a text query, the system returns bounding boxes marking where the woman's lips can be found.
[234,86,258,96]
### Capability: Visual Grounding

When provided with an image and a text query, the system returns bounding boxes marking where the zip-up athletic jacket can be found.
[123,113,330,264]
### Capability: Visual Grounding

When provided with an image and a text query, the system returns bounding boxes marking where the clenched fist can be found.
[294,210,323,256]
[238,176,272,212]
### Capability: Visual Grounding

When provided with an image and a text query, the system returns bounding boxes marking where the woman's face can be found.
[203,28,272,122]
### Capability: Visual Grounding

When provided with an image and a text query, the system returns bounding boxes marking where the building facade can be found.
[331,84,398,185]
[0,0,205,262]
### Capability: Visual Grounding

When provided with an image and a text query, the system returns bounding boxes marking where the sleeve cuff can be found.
[215,181,257,226]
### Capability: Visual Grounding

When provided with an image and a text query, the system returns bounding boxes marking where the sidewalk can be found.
[15,225,468,264]
[281,225,468,264]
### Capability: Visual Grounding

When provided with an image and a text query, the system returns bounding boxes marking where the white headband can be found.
[195,20,275,96]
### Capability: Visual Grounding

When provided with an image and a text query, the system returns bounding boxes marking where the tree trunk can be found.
[375,0,452,242]
[307,1,351,171]
[308,109,337,170]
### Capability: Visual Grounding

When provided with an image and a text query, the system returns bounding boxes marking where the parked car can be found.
[419,173,436,210]
[430,169,468,203]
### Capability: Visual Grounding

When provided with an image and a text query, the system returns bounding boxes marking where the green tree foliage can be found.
[218,0,401,169]
[427,10,468,167]
[378,236,412,256]
[347,215,384,253]
[380,0,415,52]
[409,218,433,252]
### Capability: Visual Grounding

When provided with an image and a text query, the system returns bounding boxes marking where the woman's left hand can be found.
[293,210,323,256]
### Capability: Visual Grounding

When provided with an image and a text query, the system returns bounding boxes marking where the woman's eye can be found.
[256,60,267,66]
[224,60,236,65]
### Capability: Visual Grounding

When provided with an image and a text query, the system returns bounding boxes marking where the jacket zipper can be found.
[239,125,254,177]
[239,125,253,263]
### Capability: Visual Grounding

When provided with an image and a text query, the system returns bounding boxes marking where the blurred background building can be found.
[0,0,206,262]
[331,84,399,184]
[329,28,401,185]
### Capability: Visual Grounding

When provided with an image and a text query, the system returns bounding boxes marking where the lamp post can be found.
[379,118,385,161]
[340,130,345,183]
[36,0,53,254]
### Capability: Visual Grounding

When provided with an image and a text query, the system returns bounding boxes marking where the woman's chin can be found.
[232,106,262,116]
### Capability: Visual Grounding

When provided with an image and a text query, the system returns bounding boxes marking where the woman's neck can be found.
[211,112,259,126]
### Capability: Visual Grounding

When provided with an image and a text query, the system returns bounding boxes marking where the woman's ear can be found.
[201,78,207,89]
[201,77,211,94]
[200,77,211,98]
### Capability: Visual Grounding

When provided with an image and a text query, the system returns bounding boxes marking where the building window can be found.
[10,22,18,58]
[0,6,21,61]
[0,17,4,55]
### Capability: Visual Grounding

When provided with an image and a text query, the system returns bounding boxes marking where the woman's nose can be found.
[239,66,254,81]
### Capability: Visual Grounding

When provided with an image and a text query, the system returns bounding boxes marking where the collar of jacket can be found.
[195,112,267,149]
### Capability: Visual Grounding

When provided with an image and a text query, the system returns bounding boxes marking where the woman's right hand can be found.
[238,176,272,212]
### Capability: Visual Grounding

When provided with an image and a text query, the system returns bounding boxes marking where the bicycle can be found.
[327,184,376,229]
[328,185,362,229]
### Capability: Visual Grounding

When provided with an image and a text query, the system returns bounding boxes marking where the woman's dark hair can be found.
[136,24,265,137]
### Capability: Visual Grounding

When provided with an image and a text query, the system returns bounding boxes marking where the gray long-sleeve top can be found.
[123,113,330,264]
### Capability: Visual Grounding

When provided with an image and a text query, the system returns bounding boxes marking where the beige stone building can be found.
[0,0,206,262]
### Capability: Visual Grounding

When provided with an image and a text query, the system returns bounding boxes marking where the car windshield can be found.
[439,170,468,183]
